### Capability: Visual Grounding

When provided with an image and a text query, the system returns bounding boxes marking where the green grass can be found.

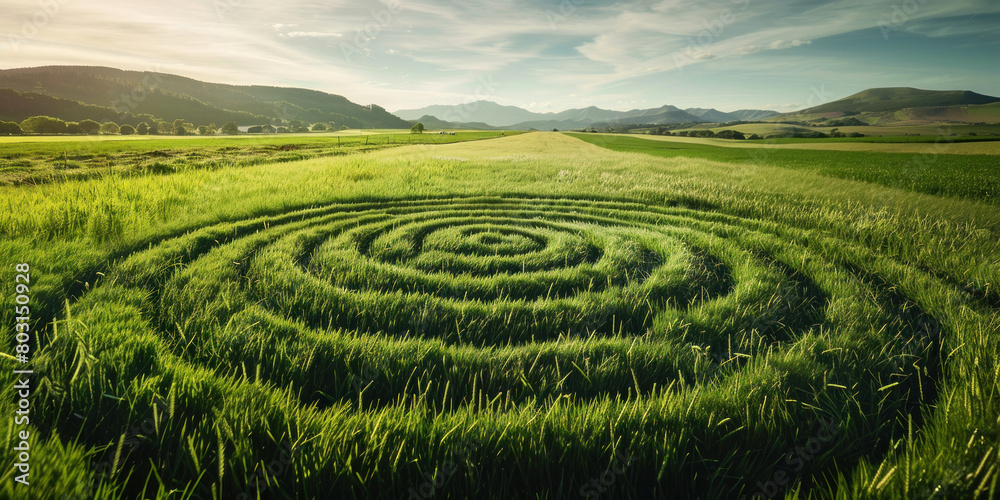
[568,133,1000,203]
[0,131,516,185]
[1,132,998,499]
[666,125,1000,141]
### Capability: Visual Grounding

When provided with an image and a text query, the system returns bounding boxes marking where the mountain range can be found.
[1,66,998,132]
[394,101,780,130]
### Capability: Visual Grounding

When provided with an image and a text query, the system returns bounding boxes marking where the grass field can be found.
[667,123,1000,139]
[0,132,514,185]
[569,133,1000,205]
[1,132,998,499]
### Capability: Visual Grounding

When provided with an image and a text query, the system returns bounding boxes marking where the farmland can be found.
[0,131,513,185]
[1,131,999,499]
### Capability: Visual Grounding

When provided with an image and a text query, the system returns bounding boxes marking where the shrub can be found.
[0,121,24,135]
[20,116,67,134]
[715,130,746,140]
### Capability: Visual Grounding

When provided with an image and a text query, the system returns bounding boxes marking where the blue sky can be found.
[2,0,998,113]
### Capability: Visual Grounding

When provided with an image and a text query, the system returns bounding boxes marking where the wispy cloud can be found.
[283,31,343,38]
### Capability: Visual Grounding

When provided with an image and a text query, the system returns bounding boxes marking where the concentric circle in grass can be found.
[48,195,950,498]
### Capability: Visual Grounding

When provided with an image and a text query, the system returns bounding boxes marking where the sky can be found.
[1,0,999,113]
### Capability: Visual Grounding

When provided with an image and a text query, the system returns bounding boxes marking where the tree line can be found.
[0,116,347,136]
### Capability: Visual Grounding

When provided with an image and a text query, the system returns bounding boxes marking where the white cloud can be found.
[768,39,811,50]
[283,31,343,38]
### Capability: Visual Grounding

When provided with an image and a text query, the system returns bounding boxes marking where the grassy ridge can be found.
[567,133,1000,203]
[1,133,998,499]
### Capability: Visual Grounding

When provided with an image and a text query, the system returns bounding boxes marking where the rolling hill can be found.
[797,87,1000,114]
[0,66,411,128]
[777,87,1000,126]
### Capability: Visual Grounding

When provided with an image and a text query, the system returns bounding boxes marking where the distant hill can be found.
[396,101,538,127]
[0,88,137,124]
[507,119,592,131]
[685,108,736,122]
[729,109,780,121]
[396,100,777,129]
[602,105,704,126]
[798,87,1000,114]
[0,66,410,128]
[775,87,1000,126]
[409,115,497,130]
[0,87,263,126]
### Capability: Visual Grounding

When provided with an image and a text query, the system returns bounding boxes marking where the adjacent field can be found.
[569,133,1000,205]
[668,122,1000,140]
[1,132,998,499]
[0,131,513,185]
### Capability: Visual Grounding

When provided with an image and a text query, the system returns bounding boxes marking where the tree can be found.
[197,123,217,136]
[311,123,328,132]
[20,116,67,134]
[79,119,101,135]
[172,118,189,135]
[262,124,276,134]
[120,124,136,135]
[152,119,171,135]
[247,125,264,134]
[65,122,83,134]
[0,121,23,135]
[136,122,150,135]
[221,121,239,135]
[99,122,120,135]
[715,130,745,140]
[411,122,425,134]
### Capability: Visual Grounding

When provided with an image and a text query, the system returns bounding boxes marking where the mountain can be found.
[604,105,704,125]
[396,100,779,129]
[0,66,410,128]
[685,108,737,123]
[507,119,592,131]
[409,115,497,130]
[395,101,539,127]
[684,108,780,122]
[729,109,780,121]
[798,87,1000,114]
[549,106,632,123]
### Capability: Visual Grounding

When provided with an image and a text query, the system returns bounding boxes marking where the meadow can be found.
[1,131,998,499]
[0,131,512,185]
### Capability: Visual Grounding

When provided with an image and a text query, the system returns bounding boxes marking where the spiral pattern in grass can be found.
[46,195,950,498]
